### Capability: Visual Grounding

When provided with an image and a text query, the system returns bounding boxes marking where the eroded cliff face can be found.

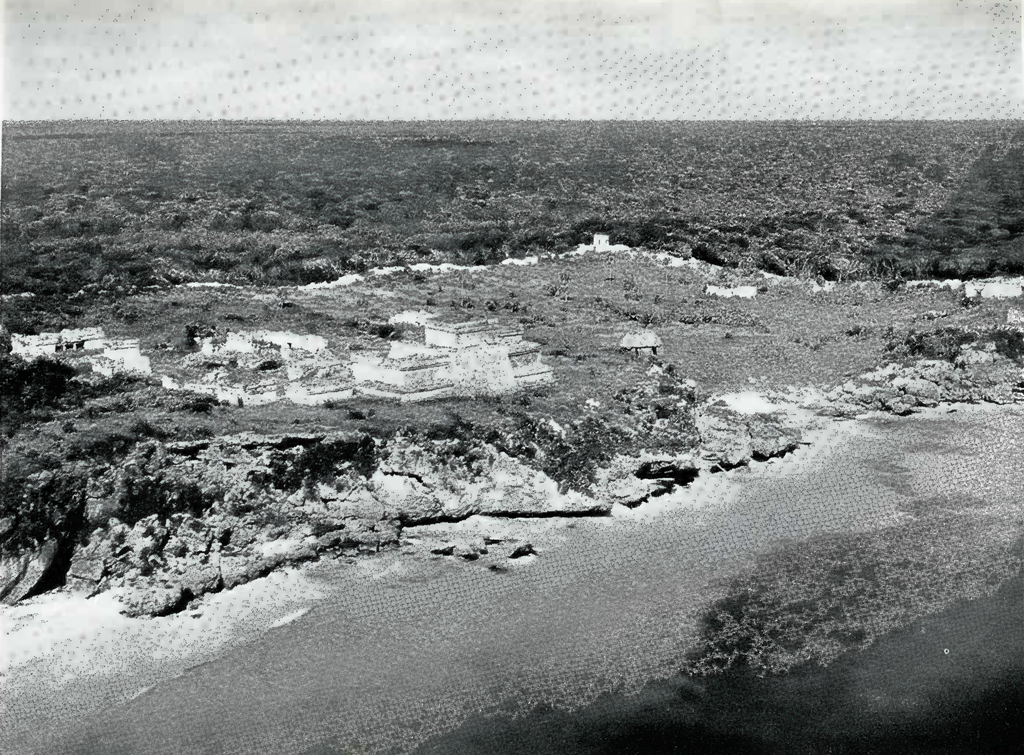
[0,403,803,616]
[0,430,611,616]
[695,409,805,472]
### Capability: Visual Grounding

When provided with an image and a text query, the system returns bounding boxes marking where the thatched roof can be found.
[619,331,662,349]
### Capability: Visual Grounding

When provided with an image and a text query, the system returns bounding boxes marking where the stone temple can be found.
[10,328,152,377]
[350,318,554,403]
[11,328,107,358]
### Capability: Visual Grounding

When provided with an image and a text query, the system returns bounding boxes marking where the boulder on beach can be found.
[1,540,60,605]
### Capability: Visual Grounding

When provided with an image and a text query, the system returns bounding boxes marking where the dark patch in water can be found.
[415,576,1024,755]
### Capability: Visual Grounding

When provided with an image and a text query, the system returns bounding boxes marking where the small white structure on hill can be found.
[569,233,630,257]
[351,319,554,403]
[91,338,152,377]
[620,331,662,356]
[11,327,106,359]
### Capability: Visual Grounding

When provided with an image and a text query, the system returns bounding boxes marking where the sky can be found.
[2,0,1021,120]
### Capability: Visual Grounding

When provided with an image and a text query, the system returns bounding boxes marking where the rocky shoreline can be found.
[2,338,1021,618]
[2,409,800,618]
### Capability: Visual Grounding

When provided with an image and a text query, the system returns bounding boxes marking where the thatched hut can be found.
[620,331,662,356]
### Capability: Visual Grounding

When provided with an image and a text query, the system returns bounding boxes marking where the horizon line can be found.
[4,117,1023,125]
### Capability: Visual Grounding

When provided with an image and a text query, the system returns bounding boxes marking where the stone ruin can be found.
[91,339,152,377]
[350,318,554,403]
[620,330,662,356]
[162,329,351,407]
[11,327,106,358]
[198,329,328,357]
[12,321,555,407]
[10,328,152,377]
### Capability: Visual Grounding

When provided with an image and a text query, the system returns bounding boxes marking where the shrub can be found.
[268,435,377,492]
[128,419,169,439]
[691,242,738,268]
[883,326,1024,364]
[485,412,624,493]
[116,462,219,526]
[458,227,509,265]
[0,354,77,420]
[988,328,1024,362]
[885,327,976,363]
[845,324,870,339]
[67,428,142,462]
[0,463,88,556]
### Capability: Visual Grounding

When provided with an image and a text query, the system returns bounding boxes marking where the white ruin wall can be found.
[423,326,465,349]
[201,330,329,357]
[441,345,519,396]
[11,327,107,359]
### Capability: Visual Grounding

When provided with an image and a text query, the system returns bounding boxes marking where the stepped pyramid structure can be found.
[351,318,554,403]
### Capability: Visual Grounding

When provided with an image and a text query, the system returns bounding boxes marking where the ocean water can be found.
[414,574,1024,755]
[36,407,1024,755]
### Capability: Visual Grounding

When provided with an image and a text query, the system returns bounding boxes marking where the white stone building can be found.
[11,327,106,359]
[161,375,281,408]
[163,333,350,407]
[569,233,630,257]
[350,344,458,403]
[351,319,553,403]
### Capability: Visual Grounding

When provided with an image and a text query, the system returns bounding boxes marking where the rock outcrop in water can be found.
[820,344,1024,417]
[696,407,804,471]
